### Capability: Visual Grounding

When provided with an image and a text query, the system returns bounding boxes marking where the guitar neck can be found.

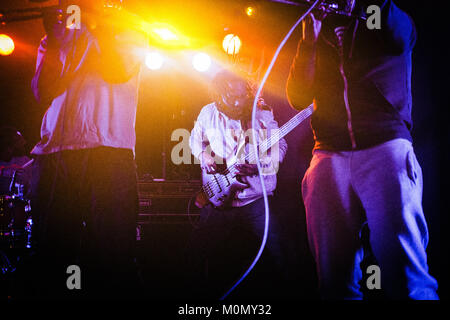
[200,104,314,200]
[244,104,313,164]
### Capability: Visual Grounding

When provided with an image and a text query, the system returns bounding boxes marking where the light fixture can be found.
[222,34,241,55]
[0,34,15,56]
[145,51,164,70]
[192,52,211,72]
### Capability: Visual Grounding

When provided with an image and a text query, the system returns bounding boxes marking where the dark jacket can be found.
[287,0,417,151]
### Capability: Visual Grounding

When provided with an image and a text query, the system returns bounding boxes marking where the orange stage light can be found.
[140,22,190,48]
[246,6,256,17]
[153,28,179,41]
[222,34,241,55]
[0,34,15,56]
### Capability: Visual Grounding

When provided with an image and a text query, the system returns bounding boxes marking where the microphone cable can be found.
[220,0,322,300]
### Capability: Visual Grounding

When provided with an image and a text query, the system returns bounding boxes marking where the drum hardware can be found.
[0,183,33,249]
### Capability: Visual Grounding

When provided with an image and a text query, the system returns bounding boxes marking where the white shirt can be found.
[31,25,145,155]
[190,102,287,207]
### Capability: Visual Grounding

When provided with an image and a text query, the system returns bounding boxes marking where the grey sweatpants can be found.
[302,138,439,299]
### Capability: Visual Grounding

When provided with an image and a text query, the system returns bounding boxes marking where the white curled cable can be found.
[220,0,322,300]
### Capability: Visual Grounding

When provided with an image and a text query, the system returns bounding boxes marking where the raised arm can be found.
[31,10,65,106]
[286,13,324,111]
[93,27,146,83]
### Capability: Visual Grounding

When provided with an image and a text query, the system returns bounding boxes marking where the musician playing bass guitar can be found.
[185,70,288,299]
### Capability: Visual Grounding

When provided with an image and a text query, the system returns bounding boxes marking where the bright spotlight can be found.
[0,34,15,56]
[246,6,256,16]
[145,52,164,70]
[222,34,241,55]
[192,52,211,72]
[140,22,189,48]
[153,28,179,41]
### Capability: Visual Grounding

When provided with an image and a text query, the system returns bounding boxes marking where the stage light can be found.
[0,34,15,56]
[104,0,123,10]
[140,22,189,48]
[192,52,211,72]
[145,51,164,70]
[222,34,241,55]
[153,28,179,41]
[246,6,256,16]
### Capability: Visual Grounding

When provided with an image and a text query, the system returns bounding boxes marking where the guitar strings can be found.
[203,105,313,197]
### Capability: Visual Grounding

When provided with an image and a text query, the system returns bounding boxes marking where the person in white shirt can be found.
[185,70,288,299]
[30,0,145,299]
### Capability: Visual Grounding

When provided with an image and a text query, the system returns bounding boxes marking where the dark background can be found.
[0,0,448,300]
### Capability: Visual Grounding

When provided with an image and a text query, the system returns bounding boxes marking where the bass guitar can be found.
[195,104,313,208]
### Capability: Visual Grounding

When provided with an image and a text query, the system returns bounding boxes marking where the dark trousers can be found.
[185,197,286,300]
[31,147,139,299]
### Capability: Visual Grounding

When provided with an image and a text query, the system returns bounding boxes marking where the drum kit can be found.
[0,180,33,282]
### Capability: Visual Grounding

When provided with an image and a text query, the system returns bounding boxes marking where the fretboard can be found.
[244,104,313,164]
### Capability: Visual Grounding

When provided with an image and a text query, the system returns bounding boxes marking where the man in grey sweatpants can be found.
[286,0,438,299]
